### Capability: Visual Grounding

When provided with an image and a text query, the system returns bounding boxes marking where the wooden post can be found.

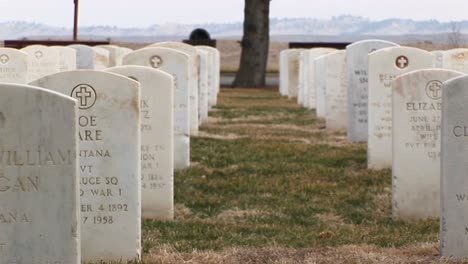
[73,0,79,40]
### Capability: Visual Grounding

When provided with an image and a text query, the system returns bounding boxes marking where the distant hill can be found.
[1,15,467,43]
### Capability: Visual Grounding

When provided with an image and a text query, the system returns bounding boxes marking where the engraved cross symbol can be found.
[150,56,162,68]
[396,56,408,69]
[0,54,9,64]
[76,86,93,107]
[426,81,442,100]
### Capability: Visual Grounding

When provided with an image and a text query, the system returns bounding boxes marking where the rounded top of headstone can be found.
[189,28,211,41]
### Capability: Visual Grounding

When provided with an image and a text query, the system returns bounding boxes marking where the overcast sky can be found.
[3,0,468,27]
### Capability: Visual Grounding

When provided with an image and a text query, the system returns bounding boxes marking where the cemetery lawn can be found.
[134,88,464,263]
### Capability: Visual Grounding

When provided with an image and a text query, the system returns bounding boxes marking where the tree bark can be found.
[232,0,270,88]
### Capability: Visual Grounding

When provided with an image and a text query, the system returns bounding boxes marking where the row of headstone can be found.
[0,44,133,84]
[280,42,468,258]
[0,41,221,262]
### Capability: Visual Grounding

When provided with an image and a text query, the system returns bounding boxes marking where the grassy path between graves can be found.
[112,88,464,263]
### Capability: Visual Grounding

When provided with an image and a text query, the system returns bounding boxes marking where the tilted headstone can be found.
[442,48,468,73]
[93,47,110,70]
[325,50,348,130]
[392,69,462,221]
[148,42,199,135]
[0,83,79,264]
[31,71,141,262]
[69,44,95,70]
[440,75,468,257]
[197,49,209,124]
[124,47,191,170]
[21,45,60,82]
[106,66,175,220]
[305,48,336,109]
[0,48,28,83]
[52,46,77,72]
[346,40,399,142]
[367,47,435,169]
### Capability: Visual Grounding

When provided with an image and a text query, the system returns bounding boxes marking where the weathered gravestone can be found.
[31,71,141,262]
[325,50,348,130]
[440,75,468,257]
[0,83,79,264]
[305,48,336,109]
[148,42,199,135]
[367,47,435,169]
[97,45,126,67]
[106,65,175,220]
[196,46,219,110]
[392,69,462,221]
[69,44,95,70]
[0,48,28,83]
[93,47,110,70]
[297,50,309,106]
[21,45,60,82]
[52,46,77,72]
[442,48,468,73]
[279,50,289,96]
[432,50,444,68]
[197,48,209,123]
[313,54,328,118]
[124,47,191,170]
[346,40,398,142]
[287,49,304,99]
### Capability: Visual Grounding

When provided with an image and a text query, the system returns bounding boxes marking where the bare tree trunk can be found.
[232,0,270,88]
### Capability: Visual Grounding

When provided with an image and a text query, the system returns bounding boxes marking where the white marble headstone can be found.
[313,54,328,117]
[93,47,110,70]
[346,40,399,142]
[124,47,191,170]
[106,66,175,220]
[0,83,79,264]
[197,49,209,123]
[21,45,60,82]
[31,71,141,262]
[442,48,468,73]
[0,48,28,83]
[367,47,435,169]
[279,50,289,96]
[148,42,199,135]
[69,44,95,70]
[306,48,337,109]
[96,45,125,67]
[196,46,218,110]
[440,75,468,257]
[52,46,77,72]
[287,49,303,99]
[297,50,309,105]
[325,50,348,130]
[392,69,462,221]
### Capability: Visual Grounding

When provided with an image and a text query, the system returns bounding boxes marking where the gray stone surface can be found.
[346,40,398,142]
[0,83,79,264]
[325,50,348,130]
[440,75,468,257]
